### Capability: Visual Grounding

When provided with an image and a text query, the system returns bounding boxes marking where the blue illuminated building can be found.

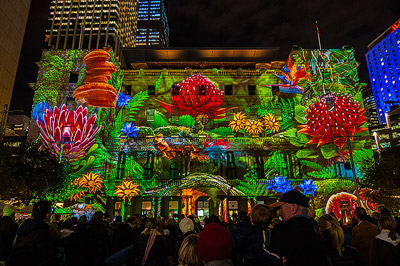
[136,0,169,47]
[365,19,400,124]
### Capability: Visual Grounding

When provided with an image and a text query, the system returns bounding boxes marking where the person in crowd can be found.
[74,215,87,236]
[231,204,281,266]
[133,218,173,266]
[368,212,381,226]
[231,211,250,231]
[53,213,63,230]
[0,205,18,263]
[84,211,111,266]
[6,242,44,266]
[198,222,233,266]
[370,215,400,266]
[178,233,202,266]
[103,212,112,228]
[14,201,59,266]
[319,214,365,266]
[177,218,196,248]
[109,215,123,237]
[350,207,379,263]
[164,218,176,237]
[111,216,140,254]
[269,189,330,266]
[188,215,202,233]
[379,207,392,217]
[59,217,84,266]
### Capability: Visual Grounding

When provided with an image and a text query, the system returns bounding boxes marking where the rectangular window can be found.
[274,109,282,121]
[171,85,179,95]
[250,107,258,120]
[198,85,206,95]
[224,85,233,95]
[146,108,155,121]
[248,85,256,95]
[171,109,179,122]
[148,85,155,95]
[69,72,79,83]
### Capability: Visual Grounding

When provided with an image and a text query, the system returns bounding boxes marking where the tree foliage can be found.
[0,142,69,205]
[360,146,400,212]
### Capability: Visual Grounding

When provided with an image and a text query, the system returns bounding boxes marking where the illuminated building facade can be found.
[45,0,137,61]
[362,87,380,129]
[30,47,372,219]
[365,19,400,124]
[135,0,169,47]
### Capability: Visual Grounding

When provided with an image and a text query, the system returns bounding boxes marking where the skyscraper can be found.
[45,0,137,61]
[365,19,400,124]
[0,0,31,134]
[135,0,169,47]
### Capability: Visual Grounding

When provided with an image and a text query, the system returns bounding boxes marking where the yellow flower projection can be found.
[69,191,86,201]
[245,119,264,135]
[263,113,281,132]
[114,180,140,201]
[229,112,248,132]
[77,172,103,193]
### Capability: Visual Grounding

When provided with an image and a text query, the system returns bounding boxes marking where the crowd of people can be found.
[0,190,400,266]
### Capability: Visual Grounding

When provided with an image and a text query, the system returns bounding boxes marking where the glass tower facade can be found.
[135,0,169,47]
[45,0,137,60]
[366,20,400,124]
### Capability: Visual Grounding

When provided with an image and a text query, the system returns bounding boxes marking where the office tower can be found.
[362,87,380,129]
[365,19,400,124]
[45,0,137,60]
[135,0,169,47]
[0,0,31,129]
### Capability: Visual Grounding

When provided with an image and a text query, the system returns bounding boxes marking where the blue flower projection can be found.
[204,145,226,163]
[117,92,132,108]
[266,176,293,194]
[298,179,318,196]
[120,122,140,138]
[32,101,51,124]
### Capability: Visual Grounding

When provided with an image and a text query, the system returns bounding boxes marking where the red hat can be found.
[198,222,232,263]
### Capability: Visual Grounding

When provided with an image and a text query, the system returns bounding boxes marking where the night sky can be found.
[167,0,399,83]
[10,0,400,114]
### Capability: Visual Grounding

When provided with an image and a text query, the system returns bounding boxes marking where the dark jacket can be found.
[231,222,281,266]
[326,244,366,266]
[132,233,172,266]
[369,231,400,266]
[351,220,379,263]
[59,229,85,266]
[84,223,111,266]
[270,215,330,266]
[15,218,58,266]
[111,223,139,254]
[0,216,18,260]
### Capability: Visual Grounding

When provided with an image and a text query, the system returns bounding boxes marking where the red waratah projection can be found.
[156,74,226,120]
[298,92,368,149]
[73,47,118,108]
[37,105,101,161]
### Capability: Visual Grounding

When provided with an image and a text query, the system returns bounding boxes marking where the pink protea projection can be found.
[36,105,101,161]
[298,92,368,149]
[156,74,226,120]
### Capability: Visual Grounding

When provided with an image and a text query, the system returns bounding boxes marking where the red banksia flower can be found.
[298,93,368,149]
[156,74,225,120]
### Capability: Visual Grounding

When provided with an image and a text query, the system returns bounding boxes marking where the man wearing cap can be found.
[0,205,18,262]
[269,190,329,266]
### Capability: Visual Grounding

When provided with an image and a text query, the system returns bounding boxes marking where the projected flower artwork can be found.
[32,101,51,124]
[245,120,264,136]
[273,57,311,94]
[115,180,140,201]
[156,74,226,120]
[73,47,118,108]
[266,176,293,194]
[69,191,86,201]
[298,92,368,149]
[263,113,281,133]
[77,172,103,193]
[117,92,132,108]
[325,192,358,219]
[298,179,318,196]
[120,122,140,138]
[36,105,101,161]
[229,112,248,132]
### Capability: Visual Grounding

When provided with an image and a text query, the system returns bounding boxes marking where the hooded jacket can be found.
[370,230,400,266]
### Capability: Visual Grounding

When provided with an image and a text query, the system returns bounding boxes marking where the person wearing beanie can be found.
[198,222,233,266]
[175,218,196,262]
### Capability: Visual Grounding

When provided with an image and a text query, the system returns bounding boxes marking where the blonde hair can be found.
[178,234,202,266]
[319,214,345,255]
[379,216,398,241]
